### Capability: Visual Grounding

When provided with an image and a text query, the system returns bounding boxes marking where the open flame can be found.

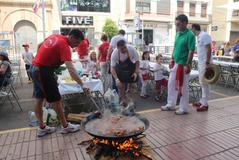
[92,138,140,157]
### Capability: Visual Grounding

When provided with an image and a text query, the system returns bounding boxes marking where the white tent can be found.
[217,2,239,10]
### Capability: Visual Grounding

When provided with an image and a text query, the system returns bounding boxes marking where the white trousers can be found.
[140,76,150,96]
[100,62,109,76]
[198,64,210,106]
[167,64,189,112]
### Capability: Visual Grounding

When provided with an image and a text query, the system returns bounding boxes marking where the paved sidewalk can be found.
[1,96,239,160]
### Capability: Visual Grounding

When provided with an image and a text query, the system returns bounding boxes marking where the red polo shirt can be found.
[98,41,109,62]
[33,34,71,67]
[76,38,89,58]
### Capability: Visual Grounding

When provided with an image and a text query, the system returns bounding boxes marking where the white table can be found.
[212,60,239,67]
[213,56,233,62]
[149,62,199,80]
[58,78,103,95]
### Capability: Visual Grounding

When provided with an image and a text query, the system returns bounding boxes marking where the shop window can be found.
[139,29,153,44]
[177,1,184,15]
[136,0,151,13]
[189,3,196,16]
[201,3,207,17]
[61,0,110,12]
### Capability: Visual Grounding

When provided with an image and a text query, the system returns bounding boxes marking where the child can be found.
[140,51,151,98]
[22,43,34,83]
[153,54,168,102]
[86,51,99,77]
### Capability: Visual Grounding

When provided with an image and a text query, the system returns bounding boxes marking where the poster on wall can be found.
[61,0,110,12]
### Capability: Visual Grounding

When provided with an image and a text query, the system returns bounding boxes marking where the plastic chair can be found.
[218,65,231,86]
[0,75,22,111]
[11,60,23,87]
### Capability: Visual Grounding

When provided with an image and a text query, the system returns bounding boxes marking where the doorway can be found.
[14,20,37,54]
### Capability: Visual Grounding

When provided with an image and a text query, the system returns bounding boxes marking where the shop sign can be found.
[62,16,93,25]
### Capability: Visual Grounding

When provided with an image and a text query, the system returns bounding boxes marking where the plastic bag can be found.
[104,89,120,112]
[104,88,113,107]
[28,111,38,127]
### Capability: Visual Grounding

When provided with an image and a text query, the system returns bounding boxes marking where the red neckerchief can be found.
[175,64,184,97]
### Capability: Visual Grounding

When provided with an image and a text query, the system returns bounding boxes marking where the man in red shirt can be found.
[31,29,88,137]
[98,34,109,76]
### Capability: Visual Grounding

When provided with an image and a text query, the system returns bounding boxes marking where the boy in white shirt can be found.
[152,54,168,102]
[22,43,34,83]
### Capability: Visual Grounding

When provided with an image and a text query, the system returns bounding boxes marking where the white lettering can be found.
[72,16,76,24]
[77,17,85,25]
[63,16,93,25]
[65,17,72,25]
[84,17,91,25]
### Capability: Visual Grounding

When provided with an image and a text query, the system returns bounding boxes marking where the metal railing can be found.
[148,46,174,54]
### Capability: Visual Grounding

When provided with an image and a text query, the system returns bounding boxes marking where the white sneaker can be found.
[175,109,188,115]
[161,105,176,111]
[60,123,80,134]
[37,126,56,137]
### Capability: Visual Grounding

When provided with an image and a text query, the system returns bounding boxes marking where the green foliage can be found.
[102,18,119,40]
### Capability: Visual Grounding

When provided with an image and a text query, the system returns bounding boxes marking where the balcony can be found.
[176,11,211,24]
[231,10,239,22]
[124,12,173,22]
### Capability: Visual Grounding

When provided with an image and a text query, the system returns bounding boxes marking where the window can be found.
[201,3,207,17]
[61,0,110,12]
[232,10,239,16]
[189,3,196,16]
[139,29,153,44]
[157,0,170,15]
[136,0,151,13]
[177,1,184,15]
[126,0,130,13]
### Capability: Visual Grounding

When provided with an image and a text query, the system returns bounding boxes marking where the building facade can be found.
[120,0,212,47]
[0,0,216,54]
[59,0,124,47]
[211,0,239,44]
[0,0,60,53]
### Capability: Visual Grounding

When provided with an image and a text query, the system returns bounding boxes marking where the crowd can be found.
[212,39,239,57]
[0,13,233,137]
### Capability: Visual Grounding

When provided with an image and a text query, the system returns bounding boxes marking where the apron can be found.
[115,51,138,83]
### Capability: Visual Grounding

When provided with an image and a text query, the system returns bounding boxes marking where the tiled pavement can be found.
[1,96,239,160]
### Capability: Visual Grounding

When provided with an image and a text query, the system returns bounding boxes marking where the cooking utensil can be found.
[81,112,149,140]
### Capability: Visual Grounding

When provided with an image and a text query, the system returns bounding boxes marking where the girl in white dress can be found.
[140,51,151,98]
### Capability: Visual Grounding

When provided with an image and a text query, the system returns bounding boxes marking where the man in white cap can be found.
[191,23,212,112]
[22,43,34,83]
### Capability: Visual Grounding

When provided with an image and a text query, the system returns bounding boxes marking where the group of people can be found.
[161,15,212,114]
[0,14,216,137]
[212,39,239,57]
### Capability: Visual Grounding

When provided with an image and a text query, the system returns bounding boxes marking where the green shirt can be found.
[173,29,196,65]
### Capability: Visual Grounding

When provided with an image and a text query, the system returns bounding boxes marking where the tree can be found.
[102,18,119,40]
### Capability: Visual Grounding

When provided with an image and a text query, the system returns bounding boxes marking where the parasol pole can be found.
[42,0,46,39]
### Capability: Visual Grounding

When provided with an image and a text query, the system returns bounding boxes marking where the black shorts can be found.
[31,66,61,103]
[25,64,31,71]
